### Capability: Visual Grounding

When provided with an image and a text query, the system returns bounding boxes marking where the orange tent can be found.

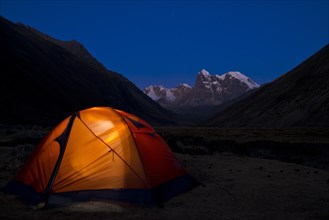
[5,107,197,206]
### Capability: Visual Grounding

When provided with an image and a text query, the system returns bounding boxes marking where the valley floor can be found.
[0,126,328,219]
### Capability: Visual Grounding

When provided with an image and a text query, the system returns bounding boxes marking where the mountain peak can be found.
[224,71,260,89]
[145,69,260,109]
[198,69,211,77]
[204,44,329,127]
[178,83,192,89]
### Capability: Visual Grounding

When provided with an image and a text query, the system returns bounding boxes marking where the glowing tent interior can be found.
[5,107,198,206]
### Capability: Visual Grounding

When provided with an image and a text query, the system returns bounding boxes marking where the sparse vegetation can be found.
[157,127,329,170]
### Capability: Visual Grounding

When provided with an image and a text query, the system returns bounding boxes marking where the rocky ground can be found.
[0,126,328,219]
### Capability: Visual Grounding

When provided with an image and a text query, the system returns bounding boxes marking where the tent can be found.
[5,107,197,206]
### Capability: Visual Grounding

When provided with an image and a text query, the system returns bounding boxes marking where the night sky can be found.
[1,0,328,89]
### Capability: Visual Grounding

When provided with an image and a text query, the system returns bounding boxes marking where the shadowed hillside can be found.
[0,16,177,126]
[204,44,329,127]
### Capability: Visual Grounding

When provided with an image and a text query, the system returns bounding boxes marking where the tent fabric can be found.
[5,107,197,206]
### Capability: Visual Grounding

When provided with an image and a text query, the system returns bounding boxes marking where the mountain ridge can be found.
[0,16,176,126]
[144,69,259,111]
[204,44,329,127]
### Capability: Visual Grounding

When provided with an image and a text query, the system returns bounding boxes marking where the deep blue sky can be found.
[1,0,328,89]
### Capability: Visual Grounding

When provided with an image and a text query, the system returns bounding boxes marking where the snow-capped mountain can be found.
[144,69,259,111]
[204,44,329,127]
[144,84,192,108]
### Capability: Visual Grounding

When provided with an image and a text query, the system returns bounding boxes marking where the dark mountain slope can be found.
[204,44,329,127]
[0,16,176,126]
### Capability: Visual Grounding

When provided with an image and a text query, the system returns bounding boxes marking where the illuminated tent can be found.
[5,107,197,206]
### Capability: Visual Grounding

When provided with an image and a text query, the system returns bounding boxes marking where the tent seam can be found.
[76,114,149,187]
[112,110,152,188]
